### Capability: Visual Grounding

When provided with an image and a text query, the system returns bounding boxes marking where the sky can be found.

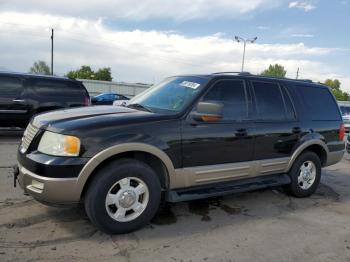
[0,0,349,91]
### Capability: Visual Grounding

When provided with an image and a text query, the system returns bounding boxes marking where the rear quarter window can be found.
[0,76,23,96]
[297,85,341,121]
[32,79,87,98]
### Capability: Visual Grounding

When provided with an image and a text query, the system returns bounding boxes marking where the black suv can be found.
[0,72,90,127]
[15,72,345,234]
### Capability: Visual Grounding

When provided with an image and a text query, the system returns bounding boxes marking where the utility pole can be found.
[296,67,299,79]
[234,36,258,72]
[51,28,54,75]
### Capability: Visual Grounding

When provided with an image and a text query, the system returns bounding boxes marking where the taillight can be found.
[84,97,90,106]
[339,123,345,141]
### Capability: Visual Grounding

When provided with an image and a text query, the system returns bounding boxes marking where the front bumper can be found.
[17,164,81,206]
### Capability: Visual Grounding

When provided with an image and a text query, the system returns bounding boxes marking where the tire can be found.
[286,151,321,198]
[84,158,161,234]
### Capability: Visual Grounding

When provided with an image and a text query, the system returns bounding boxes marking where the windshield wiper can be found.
[127,103,152,112]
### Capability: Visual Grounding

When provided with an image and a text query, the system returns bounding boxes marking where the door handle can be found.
[235,128,248,137]
[12,99,25,103]
[292,127,301,134]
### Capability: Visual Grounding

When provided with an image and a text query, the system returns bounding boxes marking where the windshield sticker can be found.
[180,81,201,89]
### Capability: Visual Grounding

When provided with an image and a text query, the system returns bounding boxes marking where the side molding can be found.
[75,143,176,197]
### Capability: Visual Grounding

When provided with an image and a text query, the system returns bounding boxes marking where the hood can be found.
[32,106,165,133]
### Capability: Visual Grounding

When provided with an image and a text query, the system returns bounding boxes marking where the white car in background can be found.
[343,115,350,133]
[338,101,350,134]
[113,99,129,107]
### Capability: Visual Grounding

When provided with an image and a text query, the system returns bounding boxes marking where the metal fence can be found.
[80,79,151,97]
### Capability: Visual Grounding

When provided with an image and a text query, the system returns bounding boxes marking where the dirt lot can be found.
[0,130,350,262]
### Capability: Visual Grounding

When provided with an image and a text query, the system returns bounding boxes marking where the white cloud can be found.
[257,26,271,30]
[0,11,349,92]
[0,0,285,21]
[288,1,316,12]
[290,33,314,38]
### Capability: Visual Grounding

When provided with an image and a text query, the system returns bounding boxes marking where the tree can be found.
[324,79,341,90]
[29,61,50,75]
[323,79,349,101]
[94,67,112,81]
[66,66,112,81]
[66,66,95,80]
[260,64,287,78]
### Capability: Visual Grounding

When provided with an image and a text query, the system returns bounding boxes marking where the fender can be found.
[74,143,176,197]
[285,139,329,172]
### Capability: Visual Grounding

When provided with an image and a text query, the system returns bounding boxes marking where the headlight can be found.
[38,131,81,157]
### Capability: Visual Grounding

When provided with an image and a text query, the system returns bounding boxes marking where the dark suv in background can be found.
[0,72,90,128]
[15,72,345,234]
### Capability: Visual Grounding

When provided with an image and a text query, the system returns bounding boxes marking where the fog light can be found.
[31,180,44,190]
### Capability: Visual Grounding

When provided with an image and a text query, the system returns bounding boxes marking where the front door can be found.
[0,75,27,127]
[181,79,255,185]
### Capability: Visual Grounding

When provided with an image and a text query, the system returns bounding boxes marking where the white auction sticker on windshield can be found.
[180,81,201,89]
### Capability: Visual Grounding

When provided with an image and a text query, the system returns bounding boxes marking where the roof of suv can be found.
[0,71,77,81]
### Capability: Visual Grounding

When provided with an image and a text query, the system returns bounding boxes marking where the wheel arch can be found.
[75,143,176,199]
[286,139,328,172]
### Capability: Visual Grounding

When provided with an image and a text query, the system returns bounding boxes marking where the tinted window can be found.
[202,80,247,120]
[0,76,23,96]
[253,81,286,121]
[281,86,296,120]
[33,80,85,97]
[298,86,341,121]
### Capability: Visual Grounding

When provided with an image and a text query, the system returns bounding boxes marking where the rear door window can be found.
[252,81,288,121]
[297,85,341,121]
[0,76,23,97]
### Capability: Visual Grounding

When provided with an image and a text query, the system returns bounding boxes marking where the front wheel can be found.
[84,159,161,234]
[286,151,321,198]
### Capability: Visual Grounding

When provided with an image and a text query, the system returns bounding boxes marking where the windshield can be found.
[129,76,208,114]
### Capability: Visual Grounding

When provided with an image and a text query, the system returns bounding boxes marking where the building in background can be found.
[80,79,151,98]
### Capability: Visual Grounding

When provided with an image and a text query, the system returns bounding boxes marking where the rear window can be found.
[0,76,23,96]
[32,79,87,98]
[297,85,341,121]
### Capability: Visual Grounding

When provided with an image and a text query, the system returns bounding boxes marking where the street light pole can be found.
[234,36,258,72]
[51,28,54,75]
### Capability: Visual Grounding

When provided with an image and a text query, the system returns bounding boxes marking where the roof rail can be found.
[297,79,313,83]
[211,71,252,76]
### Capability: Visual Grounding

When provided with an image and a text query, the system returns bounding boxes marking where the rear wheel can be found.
[84,159,161,234]
[286,151,321,198]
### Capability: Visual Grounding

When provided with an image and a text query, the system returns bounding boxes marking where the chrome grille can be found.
[20,124,39,153]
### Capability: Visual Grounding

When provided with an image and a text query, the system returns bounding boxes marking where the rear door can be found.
[250,80,300,170]
[0,75,28,127]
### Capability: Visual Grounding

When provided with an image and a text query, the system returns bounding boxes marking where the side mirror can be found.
[191,101,223,122]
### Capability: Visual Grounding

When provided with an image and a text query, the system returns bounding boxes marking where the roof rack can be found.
[211,72,252,76]
[297,79,313,83]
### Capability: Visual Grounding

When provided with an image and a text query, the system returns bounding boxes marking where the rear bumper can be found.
[18,164,80,206]
[326,150,345,166]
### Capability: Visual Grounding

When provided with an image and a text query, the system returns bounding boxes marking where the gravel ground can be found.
[0,130,349,262]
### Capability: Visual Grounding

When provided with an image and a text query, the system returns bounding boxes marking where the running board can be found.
[166,174,291,202]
